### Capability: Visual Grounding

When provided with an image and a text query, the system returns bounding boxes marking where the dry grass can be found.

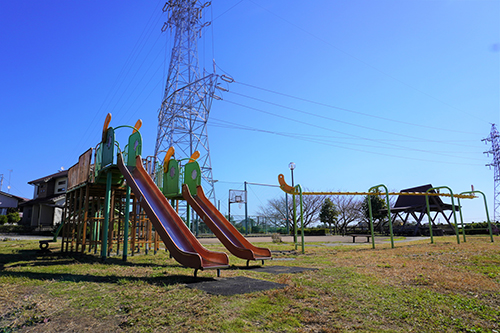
[0,236,499,332]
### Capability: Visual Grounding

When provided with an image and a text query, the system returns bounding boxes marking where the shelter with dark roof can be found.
[382,184,460,236]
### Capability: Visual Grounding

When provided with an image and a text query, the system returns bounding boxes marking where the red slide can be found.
[117,155,229,275]
[182,184,272,265]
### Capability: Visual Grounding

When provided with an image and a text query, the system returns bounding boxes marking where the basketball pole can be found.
[244,181,249,235]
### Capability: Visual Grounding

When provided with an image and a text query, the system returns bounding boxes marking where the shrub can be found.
[271,233,282,243]
[7,212,20,223]
[0,215,7,225]
[295,228,329,236]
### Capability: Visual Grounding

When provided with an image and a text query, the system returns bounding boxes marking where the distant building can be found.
[0,191,28,216]
[20,170,68,228]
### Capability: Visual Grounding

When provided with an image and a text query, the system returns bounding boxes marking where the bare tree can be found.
[257,190,326,229]
[329,195,363,235]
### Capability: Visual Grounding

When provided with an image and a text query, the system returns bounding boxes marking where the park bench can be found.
[348,234,371,243]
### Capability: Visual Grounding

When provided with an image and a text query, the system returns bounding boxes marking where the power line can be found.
[234,81,482,136]
[210,116,483,166]
[228,89,481,149]
[221,99,485,164]
[64,1,164,166]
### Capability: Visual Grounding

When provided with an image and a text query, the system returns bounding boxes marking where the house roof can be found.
[28,170,68,185]
[20,193,66,207]
[0,191,29,203]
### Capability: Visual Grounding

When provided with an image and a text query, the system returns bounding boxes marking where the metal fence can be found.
[188,214,286,236]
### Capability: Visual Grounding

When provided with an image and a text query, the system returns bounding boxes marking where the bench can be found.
[348,234,371,243]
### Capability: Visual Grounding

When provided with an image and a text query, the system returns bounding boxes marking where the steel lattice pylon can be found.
[483,124,500,222]
[155,0,218,202]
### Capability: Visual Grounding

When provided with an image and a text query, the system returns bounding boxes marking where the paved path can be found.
[197,234,427,246]
[0,233,428,246]
[0,234,55,241]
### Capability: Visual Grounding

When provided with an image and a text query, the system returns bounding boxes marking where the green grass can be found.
[0,237,499,332]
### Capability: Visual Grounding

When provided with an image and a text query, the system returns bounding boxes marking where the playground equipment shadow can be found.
[0,249,227,288]
[0,246,317,296]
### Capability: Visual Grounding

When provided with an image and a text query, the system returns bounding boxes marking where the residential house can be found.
[0,191,28,216]
[20,170,68,228]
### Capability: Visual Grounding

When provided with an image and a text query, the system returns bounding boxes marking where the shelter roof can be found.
[385,184,459,213]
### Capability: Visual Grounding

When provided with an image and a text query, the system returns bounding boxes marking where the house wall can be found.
[0,194,19,213]
[31,205,54,226]
[31,205,39,226]
[40,205,54,226]
[54,177,67,195]
[46,181,55,197]
[21,206,32,225]
[53,207,63,225]
[37,183,48,199]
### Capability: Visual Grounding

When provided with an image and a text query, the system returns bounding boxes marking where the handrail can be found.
[458,190,494,243]
[368,184,394,249]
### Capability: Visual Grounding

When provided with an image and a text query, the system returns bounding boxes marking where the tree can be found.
[330,195,363,235]
[319,198,339,233]
[257,191,326,230]
[361,195,388,232]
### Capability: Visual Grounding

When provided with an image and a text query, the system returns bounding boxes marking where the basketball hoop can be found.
[229,189,247,204]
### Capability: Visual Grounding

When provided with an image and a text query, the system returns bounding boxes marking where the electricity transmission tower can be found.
[154,0,219,202]
[483,124,500,222]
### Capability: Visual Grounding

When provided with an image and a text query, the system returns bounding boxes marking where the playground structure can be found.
[59,114,271,276]
[278,173,495,253]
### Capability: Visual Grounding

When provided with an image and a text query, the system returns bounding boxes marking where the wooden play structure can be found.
[60,120,161,259]
[57,114,270,276]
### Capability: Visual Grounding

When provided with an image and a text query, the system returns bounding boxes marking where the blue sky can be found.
[1,0,499,223]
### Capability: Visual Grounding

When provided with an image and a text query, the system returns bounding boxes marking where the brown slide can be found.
[182,184,272,265]
[117,155,229,275]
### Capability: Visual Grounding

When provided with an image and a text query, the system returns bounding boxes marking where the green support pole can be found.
[367,195,376,249]
[293,194,297,250]
[123,186,131,261]
[101,171,113,259]
[457,199,467,243]
[297,185,305,254]
[285,193,289,234]
[457,196,468,243]
[186,203,190,229]
[368,184,394,248]
[425,186,460,245]
[459,190,494,243]
[425,195,435,244]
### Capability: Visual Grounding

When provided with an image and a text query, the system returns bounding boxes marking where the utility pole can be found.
[154,0,219,203]
[7,170,12,193]
[0,174,3,192]
[483,124,500,222]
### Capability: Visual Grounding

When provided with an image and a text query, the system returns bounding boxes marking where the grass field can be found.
[0,236,499,332]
